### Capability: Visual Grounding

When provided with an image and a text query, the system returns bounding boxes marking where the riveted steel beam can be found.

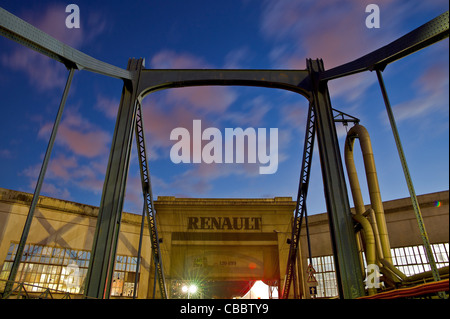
[137,69,311,99]
[0,7,132,80]
[84,58,143,299]
[308,59,365,299]
[321,11,449,81]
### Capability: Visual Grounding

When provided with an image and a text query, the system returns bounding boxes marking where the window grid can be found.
[310,242,449,298]
[0,242,139,297]
[111,255,139,297]
[311,255,338,298]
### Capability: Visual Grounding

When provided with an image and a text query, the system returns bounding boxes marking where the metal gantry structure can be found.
[134,101,168,299]
[0,6,448,299]
[281,102,316,298]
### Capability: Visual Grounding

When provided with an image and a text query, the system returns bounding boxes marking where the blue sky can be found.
[0,0,448,216]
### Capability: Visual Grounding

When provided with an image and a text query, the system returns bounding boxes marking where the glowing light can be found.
[241,280,278,299]
[251,280,267,299]
[189,284,198,294]
[181,285,188,293]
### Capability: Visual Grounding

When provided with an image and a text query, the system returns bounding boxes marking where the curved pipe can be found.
[352,213,377,295]
[344,124,392,263]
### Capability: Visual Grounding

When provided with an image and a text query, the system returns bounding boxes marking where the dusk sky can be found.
[0,0,448,216]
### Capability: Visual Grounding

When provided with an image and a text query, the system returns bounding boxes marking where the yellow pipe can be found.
[365,208,384,262]
[352,214,377,295]
[344,124,392,263]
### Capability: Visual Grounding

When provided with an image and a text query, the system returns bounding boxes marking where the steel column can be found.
[84,58,144,299]
[3,67,75,298]
[375,69,442,289]
[308,59,364,299]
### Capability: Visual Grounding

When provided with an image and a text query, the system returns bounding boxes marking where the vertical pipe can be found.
[3,68,75,297]
[375,69,441,284]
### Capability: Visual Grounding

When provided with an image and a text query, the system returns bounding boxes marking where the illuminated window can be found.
[0,243,89,293]
[0,242,140,297]
[391,243,449,276]
[311,255,338,298]
[310,242,449,298]
[111,255,139,297]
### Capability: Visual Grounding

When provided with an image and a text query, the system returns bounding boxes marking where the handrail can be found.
[0,278,83,299]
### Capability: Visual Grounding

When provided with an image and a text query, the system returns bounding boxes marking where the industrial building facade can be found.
[0,187,448,299]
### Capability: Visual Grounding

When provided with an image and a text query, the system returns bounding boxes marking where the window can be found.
[0,243,90,294]
[310,242,449,298]
[391,243,449,276]
[311,255,338,298]
[0,242,139,297]
[111,255,139,297]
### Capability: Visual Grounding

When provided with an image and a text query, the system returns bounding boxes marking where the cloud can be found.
[95,95,120,120]
[258,0,448,103]
[48,154,78,180]
[390,52,449,123]
[223,47,253,69]
[150,50,238,113]
[150,50,212,69]
[38,109,111,158]
[1,4,107,91]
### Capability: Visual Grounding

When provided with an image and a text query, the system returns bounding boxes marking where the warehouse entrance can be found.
[152,196,296,299]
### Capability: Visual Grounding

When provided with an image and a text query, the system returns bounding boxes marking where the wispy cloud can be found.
[1,4,107,91]
[259,0,448,103]
[38,109,111,158]
[389,47,449,123]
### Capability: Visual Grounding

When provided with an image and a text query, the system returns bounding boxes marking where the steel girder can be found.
[309,59,366,298]
[0,7,132,80]
[83,59,144,299]
[321,11,449,81]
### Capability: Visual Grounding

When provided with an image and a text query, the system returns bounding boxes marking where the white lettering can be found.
[65,4,80,29]
[169,120,278,174]
[365,4,380,29]
[170,127,191,163]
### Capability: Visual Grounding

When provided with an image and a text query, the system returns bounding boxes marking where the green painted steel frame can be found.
[1,5,448,299]
[83,61,364,299]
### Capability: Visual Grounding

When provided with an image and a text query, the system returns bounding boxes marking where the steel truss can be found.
[134,102,168,299]
[281,103,316,299]
[281,106,360,299]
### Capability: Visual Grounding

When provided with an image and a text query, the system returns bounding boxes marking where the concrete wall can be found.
[153,196,296,298]
[297,190,449,297]
[0,188,152,299]
[0,187,448,299]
